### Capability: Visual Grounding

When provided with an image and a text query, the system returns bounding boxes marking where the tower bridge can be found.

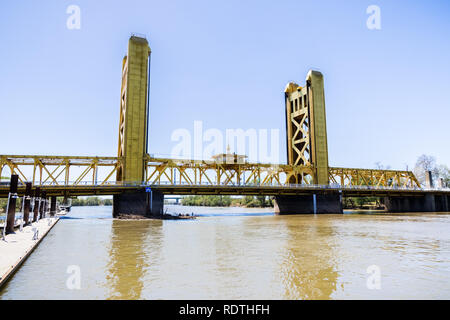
[1,35,449,227]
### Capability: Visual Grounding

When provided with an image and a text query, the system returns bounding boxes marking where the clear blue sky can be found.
[0,0,449,170]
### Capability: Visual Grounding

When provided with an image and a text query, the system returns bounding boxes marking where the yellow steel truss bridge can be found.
[0,154,421,198]
[1,35,448,216]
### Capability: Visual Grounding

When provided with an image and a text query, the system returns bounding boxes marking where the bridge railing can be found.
[2,180,447,192]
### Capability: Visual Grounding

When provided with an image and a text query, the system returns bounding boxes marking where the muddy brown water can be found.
[1,206,449,299]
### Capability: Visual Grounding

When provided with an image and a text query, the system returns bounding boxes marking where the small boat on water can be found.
[171,213,196,220]
[61,205,71,212]
[58,205,71,216]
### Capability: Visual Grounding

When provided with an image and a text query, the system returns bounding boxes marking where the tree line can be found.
[70,197,113,206]
[413,154,449,187]
[181,195,272,208]
[0,197,113,214]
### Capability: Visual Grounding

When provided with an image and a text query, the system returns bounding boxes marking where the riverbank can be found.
[0,217,59,288]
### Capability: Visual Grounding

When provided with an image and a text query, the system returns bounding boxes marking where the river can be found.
[1,206,449,299]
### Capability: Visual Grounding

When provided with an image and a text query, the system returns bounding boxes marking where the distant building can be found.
[211,146,247,164]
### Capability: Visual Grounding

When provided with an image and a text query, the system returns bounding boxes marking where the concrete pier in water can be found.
[113,190,164,218]
[274,192,343,214]
[384,194,450,213]
[384,172,450,213]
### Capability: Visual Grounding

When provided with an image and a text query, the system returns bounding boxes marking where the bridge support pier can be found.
[23,182,32,225]
[5,175,19,235]
[50,196,57,216]
[384,194,449,213]
[274,192,343,215]
[33,188,40,222]
[113,190,164,218]
[39,192,46,220]
[434,194,449,212]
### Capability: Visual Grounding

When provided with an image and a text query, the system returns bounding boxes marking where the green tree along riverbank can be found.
[70,197,112,207]
[181,195,272,208]
[180,195,383,209]
[342,196,384,210]
[0,197,112,213]
[0,198,24,214]
[0,199,8,214]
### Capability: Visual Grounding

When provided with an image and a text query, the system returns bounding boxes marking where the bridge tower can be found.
[275,70,342,214]
[284,70,329,185]
[116,36,151,183]
[113,35,164,218]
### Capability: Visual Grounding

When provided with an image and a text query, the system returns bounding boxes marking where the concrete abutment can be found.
[274,192,343,214]
[113,190,164,218]
[384,194,450,213]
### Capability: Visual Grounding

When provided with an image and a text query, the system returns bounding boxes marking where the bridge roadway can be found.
[1,181,449,198]
[1,154,449,214]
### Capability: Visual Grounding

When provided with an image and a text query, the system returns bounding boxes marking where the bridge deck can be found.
[1,183,449,198]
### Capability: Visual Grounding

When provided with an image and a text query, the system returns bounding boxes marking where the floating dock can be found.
[0,217,59,288]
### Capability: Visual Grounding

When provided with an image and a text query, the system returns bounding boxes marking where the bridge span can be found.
[1,35,449,231]
[1,153,449,216]
[0,177,442,199]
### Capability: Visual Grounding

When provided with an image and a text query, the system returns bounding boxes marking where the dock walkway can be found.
[0,217,59,288]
